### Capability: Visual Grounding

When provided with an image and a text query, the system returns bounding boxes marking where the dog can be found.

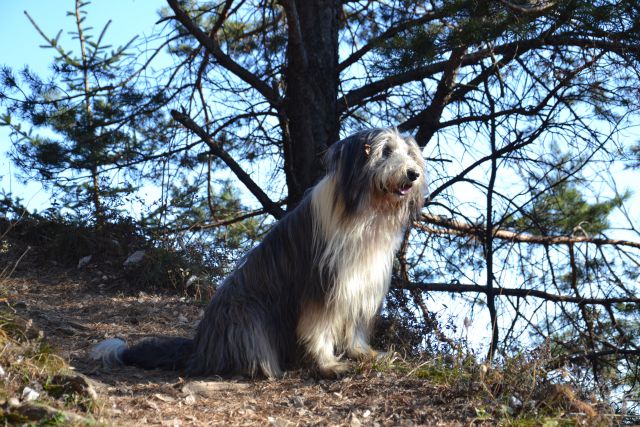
[91,128,426,378]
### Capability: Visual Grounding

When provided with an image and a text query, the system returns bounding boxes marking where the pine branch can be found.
[170,109,285,219]
[498,0,556,15]
[23,11,76,66]
[338,11,446,72]
[167,0,282,108]
[337,35,640,115]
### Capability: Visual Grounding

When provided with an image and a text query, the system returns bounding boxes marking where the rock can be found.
[509,395,523,410]
[184,394,196,405]
[268,417,290,427]
[123,250,145,267]
[48,374,98,400]
[21,386,40,402]
[291,395,305,408]
[77,255,92,269]
[153,393,176,402]
[14,402,90,424]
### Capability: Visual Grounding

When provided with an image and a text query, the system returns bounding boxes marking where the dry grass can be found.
[0,302,102,425]
[0,262,618,427]
[0,223,101,425]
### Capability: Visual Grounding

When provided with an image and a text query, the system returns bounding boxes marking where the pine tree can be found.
[0,0,163,225]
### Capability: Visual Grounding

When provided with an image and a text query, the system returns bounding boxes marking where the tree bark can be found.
[281,0,340,207]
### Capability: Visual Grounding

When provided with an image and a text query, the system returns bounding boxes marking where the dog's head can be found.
[326,128,426,216]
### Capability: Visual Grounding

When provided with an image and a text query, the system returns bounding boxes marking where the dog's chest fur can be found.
[311,177,404,319]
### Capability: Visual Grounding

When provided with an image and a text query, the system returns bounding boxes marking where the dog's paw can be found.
[347,346,384,361]
[316,360,353,378]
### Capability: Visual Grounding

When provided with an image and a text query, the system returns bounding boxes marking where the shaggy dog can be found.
[92,128,426,378]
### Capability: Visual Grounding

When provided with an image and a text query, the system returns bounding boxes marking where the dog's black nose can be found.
[407,169,420,182]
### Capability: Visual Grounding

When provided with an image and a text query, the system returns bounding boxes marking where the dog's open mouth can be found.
[394,183,413,196]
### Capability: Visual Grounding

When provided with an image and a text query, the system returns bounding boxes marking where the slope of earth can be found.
[2,264,608,426]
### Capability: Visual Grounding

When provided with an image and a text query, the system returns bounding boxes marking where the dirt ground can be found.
[4,267,483,426]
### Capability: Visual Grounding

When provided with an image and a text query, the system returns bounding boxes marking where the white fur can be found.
[298,130,425,375]
[89,337,127,368]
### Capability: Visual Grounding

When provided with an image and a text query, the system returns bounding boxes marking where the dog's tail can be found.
[90,337,193,371]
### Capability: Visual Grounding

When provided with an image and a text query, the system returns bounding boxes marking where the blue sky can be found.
[0,1,165,211]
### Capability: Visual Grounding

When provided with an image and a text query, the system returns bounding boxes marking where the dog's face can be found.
[327,128,426,215]
[363,130,425,201]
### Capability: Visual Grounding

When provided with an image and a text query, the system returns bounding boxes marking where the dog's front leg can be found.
[297,304,350,377]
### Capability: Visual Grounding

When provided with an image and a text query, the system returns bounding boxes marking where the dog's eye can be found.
[382,145,393,157]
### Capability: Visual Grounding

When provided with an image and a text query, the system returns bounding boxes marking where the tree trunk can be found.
[282,0,340,208]
[76,0,104,226]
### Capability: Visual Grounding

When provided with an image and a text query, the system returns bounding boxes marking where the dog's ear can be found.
[363,144,371,157]
[324,141,343,171]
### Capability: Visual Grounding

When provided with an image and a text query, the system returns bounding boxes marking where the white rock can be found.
[123,250,145,266]
[21,386,40,402]
[184,394,196,405]
[510,395,523,409]
[291,395,304,408]
[77,255,92,269]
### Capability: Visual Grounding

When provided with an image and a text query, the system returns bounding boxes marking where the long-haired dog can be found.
[92,128,426,378]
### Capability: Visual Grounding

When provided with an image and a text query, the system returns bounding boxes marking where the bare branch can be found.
[170,109,285,219]
[425,124,548,201]
[413,46,468,146]
[338,35,639,115]
[397,280,640,305]
[167,0,282,107]
[419,214,640,250]
[567,348,640,362]
[161,202,287,234]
